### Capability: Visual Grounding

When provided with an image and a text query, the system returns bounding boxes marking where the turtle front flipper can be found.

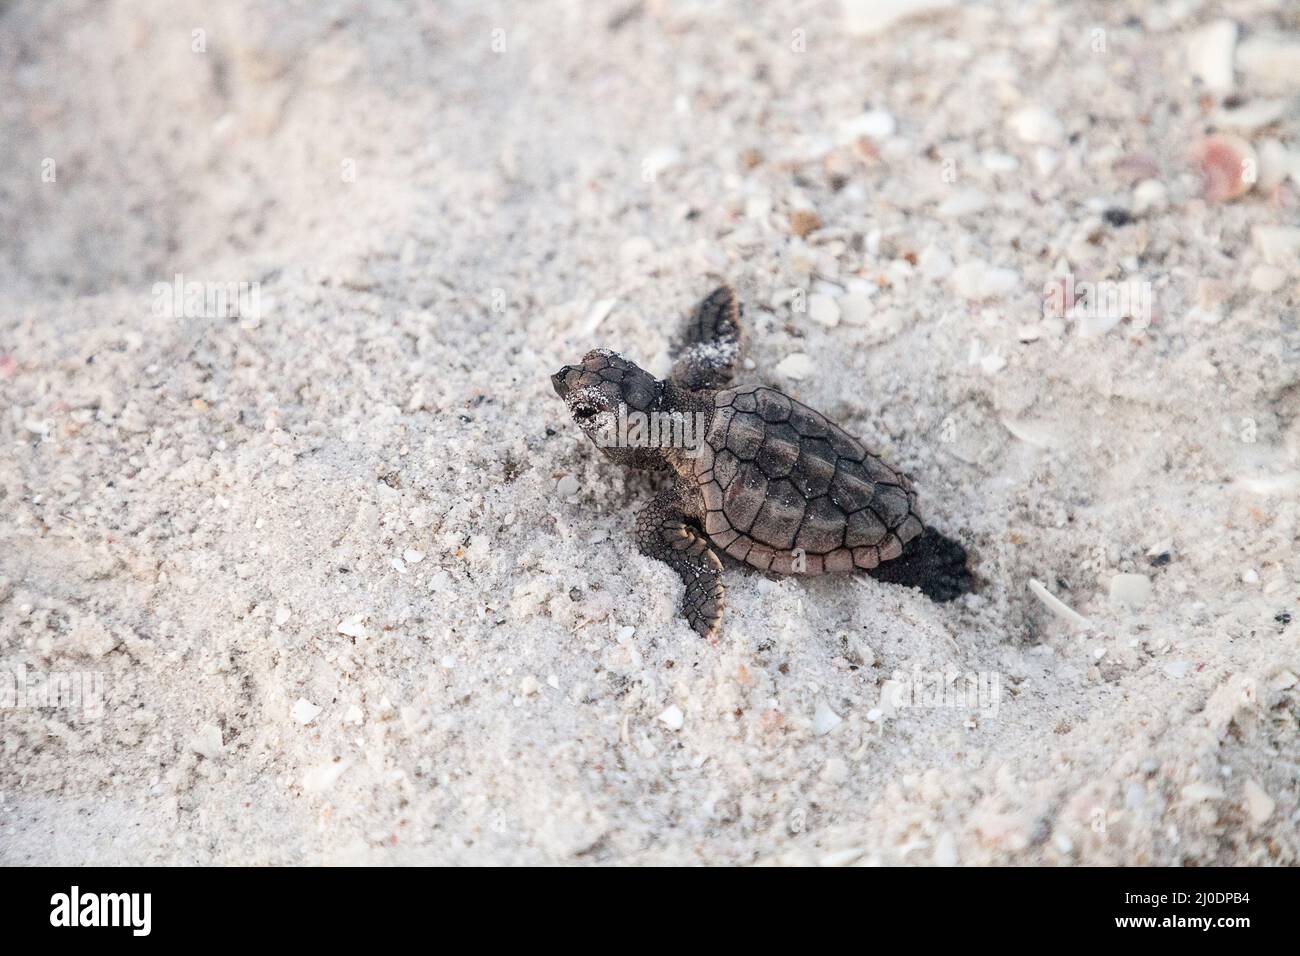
[636,489,725,640]
[670,284,745,391]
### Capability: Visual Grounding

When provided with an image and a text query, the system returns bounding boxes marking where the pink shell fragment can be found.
[1195,135,1256,203]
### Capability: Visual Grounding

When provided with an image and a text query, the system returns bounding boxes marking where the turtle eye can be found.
[573,403,598,421]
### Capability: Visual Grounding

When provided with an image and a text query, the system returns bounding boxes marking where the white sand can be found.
[1,0,1297,865]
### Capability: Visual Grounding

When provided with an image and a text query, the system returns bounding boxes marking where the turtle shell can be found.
[692,384,923,575]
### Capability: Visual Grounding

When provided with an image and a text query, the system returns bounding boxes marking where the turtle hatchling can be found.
[552,285,974,640]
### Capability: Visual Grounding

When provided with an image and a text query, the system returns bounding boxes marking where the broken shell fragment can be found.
[1194,135,1257,203]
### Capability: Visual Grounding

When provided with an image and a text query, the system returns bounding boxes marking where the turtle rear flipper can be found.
[865,526,974,602]
[670,284,744,391]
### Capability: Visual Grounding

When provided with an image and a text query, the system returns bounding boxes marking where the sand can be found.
[1,0,1297,865]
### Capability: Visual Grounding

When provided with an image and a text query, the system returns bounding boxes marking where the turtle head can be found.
[551,349,668,468]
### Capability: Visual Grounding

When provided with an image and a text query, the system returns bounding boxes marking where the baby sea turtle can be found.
[552,285,973,640]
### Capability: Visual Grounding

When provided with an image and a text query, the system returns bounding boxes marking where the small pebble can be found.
[813,699,842,735]
[1250,264,1287,294]
[918,244,953,279]
[1270,671,1298,691]
[1243,779,1275,824]
[934,832,959,867]
[1186,19,1237,94]
[808,293,841,327]
[1182,782,1224,803]
[1113,152,1159,185]
[1211,98,1288,130]
[657,704,684,730]
[980,351,1006,376]
[1076,310,1128,340]
[641,145,681,180]
[303,758,351,794]
[789,209,822,238]
[837,292,873,325]
[842,0,955,36]
[192,724,223,760]
[1256,139,1300,191]
[822,758,849,785]
[1109,573,1152,609]
[556,475,580,497]
[1236,35,1300,92]
[337,615,367,639]
[937,189,989,218]
[1253,225,1300,267]
[1125,782,1146,811]
[819,846,866,866]
[950,261,1019,301]
[775,353,815,380]
[878,679,904,716]
[837,109,896,142]
[1132,179,1168,214]
[292,698,322,725]
[1008,105,1064,146]
[981,152,1019,173]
